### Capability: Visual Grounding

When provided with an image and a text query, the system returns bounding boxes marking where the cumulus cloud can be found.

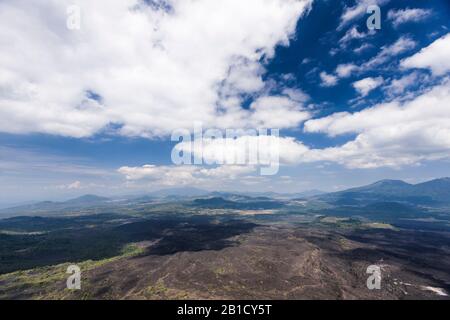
[387,8,432,27]
[352,77,384,96]
[175,78,450,171]
[0,0,312,138]
[304,79,450,168]
[335,63,358,78]
[319,71,338,87]
[401,33,450,76]
[129,75,450,172]
[282,88,310,104]
[249,95,311,128]
[174,135,309,166]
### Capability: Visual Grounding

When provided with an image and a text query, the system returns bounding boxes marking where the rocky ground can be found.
[2,223,449,300]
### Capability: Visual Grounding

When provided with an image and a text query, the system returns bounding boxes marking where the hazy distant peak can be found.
[370,179,412,187]
[64,194,110,204]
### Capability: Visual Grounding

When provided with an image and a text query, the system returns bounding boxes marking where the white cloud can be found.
[67,181,82,190]
[0,0,312,138]
[304,79,450,168]
[338,26,367,46]
[301,58,311,64]
[353,43,372,54]
[384,72,420,96]
[319,71,338,87]
[55,180,88,190]
[282,88,310,103]
[249,96,311,128]
[199,165,256,179]
[136,76,450,172]
[119,165,196,185]
[387,8,432,27]
[176,79,450,170]
[174,135,310,166]
[334,37,416,78]
[333,27,374,57]
[220,60,265,95]
[338,0,389,30]
[352,77,384,96]
[118,164,256,186]
[364,37,416,68]
[335,63,358,78]
[401,33,450,76]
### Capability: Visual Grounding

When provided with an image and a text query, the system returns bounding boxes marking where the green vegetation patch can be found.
[0,243,144,300]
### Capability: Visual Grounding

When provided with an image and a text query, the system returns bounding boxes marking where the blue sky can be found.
[0,0,450,205]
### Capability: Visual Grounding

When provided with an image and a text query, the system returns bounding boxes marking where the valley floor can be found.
[1,223,449,300]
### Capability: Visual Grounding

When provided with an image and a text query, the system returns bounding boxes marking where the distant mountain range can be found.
[1,178,449,218]
[63,194,110,205]
[0,195,112,217]
[191,197,284,210]
[317,178,450,206]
